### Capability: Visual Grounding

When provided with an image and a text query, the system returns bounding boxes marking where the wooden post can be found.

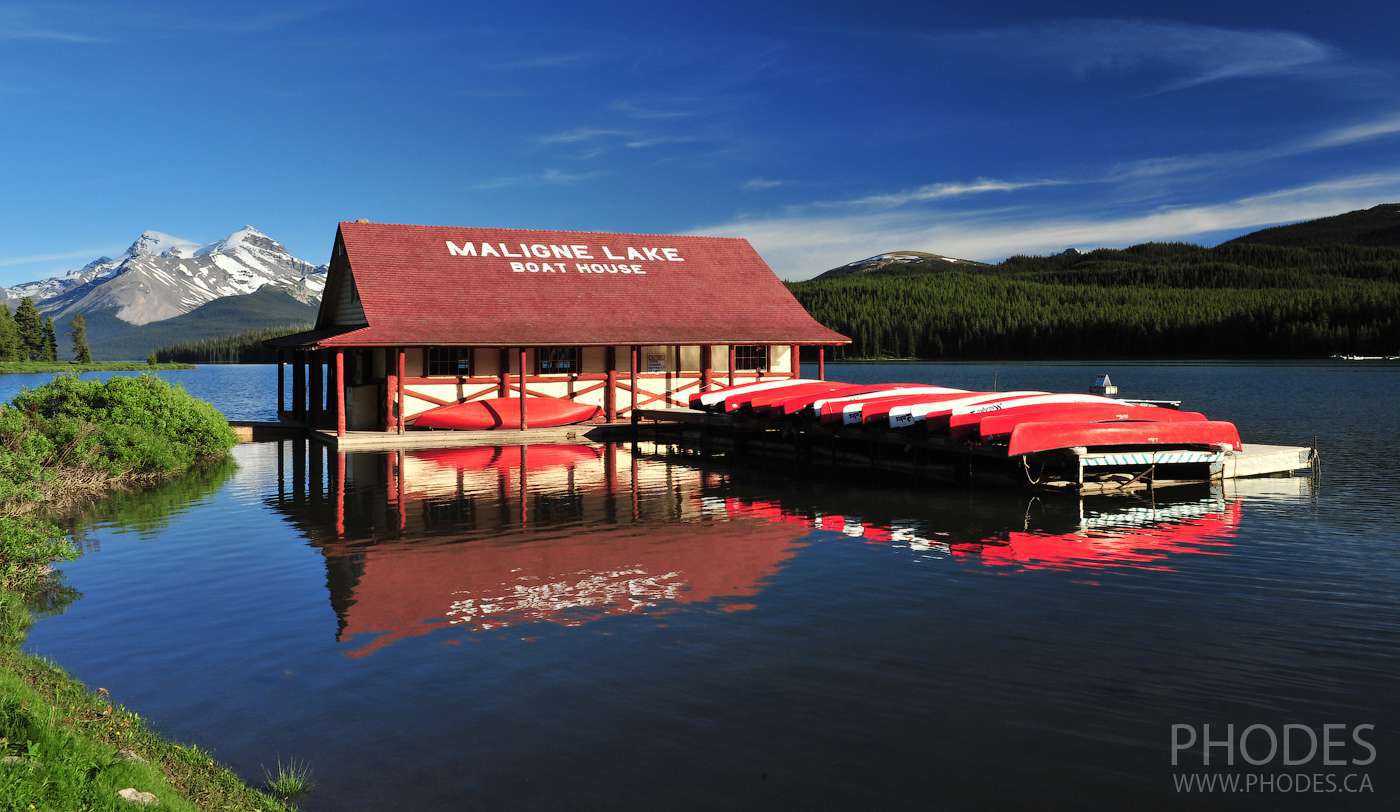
[728,345,736,386]
[276,350,285,416]
[384,369,396,432]
[818,346,826,380]
[498,347,509,397]
[518,348,528,430]
[334,349,346,437]
[791,344,801,379]
[630,345,639,424]
[309,353,323,427]
[605,346,617,422]
[396,347,406,434]
[701,345,712,391]
[289,354,303,422]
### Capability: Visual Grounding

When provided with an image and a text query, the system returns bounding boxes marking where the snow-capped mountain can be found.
[814,250,987,280]
[4,226,326,325]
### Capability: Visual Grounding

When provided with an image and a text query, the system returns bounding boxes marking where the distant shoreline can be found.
[0,361,194,374]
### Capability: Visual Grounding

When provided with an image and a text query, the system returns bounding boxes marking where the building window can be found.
[427,347,473,376]
[535,347,581,374]
[734,345,769,371]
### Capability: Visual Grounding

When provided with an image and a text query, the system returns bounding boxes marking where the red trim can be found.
[790,344,800,379]
[818,346,825,380]
[396,348,406,434]
[630,345,639,424]
[701,345,712,392]
[728,345,736,386]
[519,348,528,431]
[334,350,346,437]
[384,372,396,431]
[605,346,617,421]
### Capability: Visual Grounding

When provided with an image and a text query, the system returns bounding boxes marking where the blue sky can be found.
[3,0,1400,282]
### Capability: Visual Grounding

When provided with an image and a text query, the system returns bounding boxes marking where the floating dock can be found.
[630,407,1315,494]
[232,407,1314,495]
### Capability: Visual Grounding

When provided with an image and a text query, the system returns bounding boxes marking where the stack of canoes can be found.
[689,379,1241,457]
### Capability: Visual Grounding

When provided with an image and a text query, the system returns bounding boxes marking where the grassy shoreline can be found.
[0,361,194,374]
[0,375,292,809]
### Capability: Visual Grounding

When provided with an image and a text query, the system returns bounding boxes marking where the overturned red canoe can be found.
[409,397,600,430]
[969,404,1207,441]
[1006,420,1242,456]
[690,379,820,411]
[411,444,601,471]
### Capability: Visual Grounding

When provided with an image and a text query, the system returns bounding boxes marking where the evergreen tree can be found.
[70,314,93,364]
[0,304,19,362]
[13,298,44,361]
[42,317,58,361]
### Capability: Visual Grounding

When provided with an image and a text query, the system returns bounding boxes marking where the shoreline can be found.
[0,361,195,374]
[0,375,291,809]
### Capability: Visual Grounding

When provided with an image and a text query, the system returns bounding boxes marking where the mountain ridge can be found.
[3,225,326,326]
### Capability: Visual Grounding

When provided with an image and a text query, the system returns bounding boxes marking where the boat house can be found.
[272,221,850,436]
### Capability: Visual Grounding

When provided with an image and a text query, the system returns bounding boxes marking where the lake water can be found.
[18,362,1400,808]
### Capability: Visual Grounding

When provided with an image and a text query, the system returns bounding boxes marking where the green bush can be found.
[2,375,236,480]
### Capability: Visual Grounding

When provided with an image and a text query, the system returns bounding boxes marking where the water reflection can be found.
[266,440,1300,657]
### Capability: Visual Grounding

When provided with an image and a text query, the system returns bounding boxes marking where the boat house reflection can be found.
[268,440,1286,656]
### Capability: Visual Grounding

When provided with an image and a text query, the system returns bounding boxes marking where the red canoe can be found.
[690,379,819,411]
[781,383,928,415]
[888,392,1046,429]
[1006,420,1242,456]
[744,382,854,413]
[826,391,982,425]
[411,444,601,472]
[968,404,1207,441]
[409,396,600,430]
[817,387,970,423]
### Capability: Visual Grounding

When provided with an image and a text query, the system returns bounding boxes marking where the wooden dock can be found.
[231,406,1314,495]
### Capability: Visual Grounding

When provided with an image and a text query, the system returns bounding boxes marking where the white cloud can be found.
[935,19,1337,92]
[1113,110,1400,179]
[623,135,701,149]
[536,127,629,145]
[811,178,1065,209]
[742,178,785,190]
[473,168,603,190]
[610,100,696,120]
[689,171,1400,278]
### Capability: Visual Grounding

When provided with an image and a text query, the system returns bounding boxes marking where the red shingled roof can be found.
[291,221,848,348]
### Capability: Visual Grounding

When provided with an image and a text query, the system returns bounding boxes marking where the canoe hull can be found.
[409,397,600,430]
[1006,420,1242,456]
[969,404,1206,441]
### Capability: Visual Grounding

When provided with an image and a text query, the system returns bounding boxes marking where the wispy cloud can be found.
[492,52,589,69]
[610,100,696,120]
[472,168,604,190]
[1113,110,1400,179]
[623,135,702,149]
[742,178,785,191]
[934,19,1338,93]
[0,245,122,271]
[810,178,1067,209]
[536,127,629,145]
[0,5,104,43]
[690,172,1400,278]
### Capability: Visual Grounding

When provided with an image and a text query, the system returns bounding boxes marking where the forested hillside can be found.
[789,207,1400,359]
[154,324,311,364]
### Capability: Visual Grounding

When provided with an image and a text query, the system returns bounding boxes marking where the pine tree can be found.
[0,304,19,361]
[42,317,58,361]
[70,314,93,364]
[13,298,44,361]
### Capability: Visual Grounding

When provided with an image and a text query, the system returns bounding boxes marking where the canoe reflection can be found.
[268,441,1256,656]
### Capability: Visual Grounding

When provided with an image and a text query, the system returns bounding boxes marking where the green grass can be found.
[0,648,290,811]
[0,361,193,374]
[263,757,313,801]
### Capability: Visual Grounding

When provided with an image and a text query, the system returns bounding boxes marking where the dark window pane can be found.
[734,345,768,371]
[427,348,473,376]
[536,347,580,374]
